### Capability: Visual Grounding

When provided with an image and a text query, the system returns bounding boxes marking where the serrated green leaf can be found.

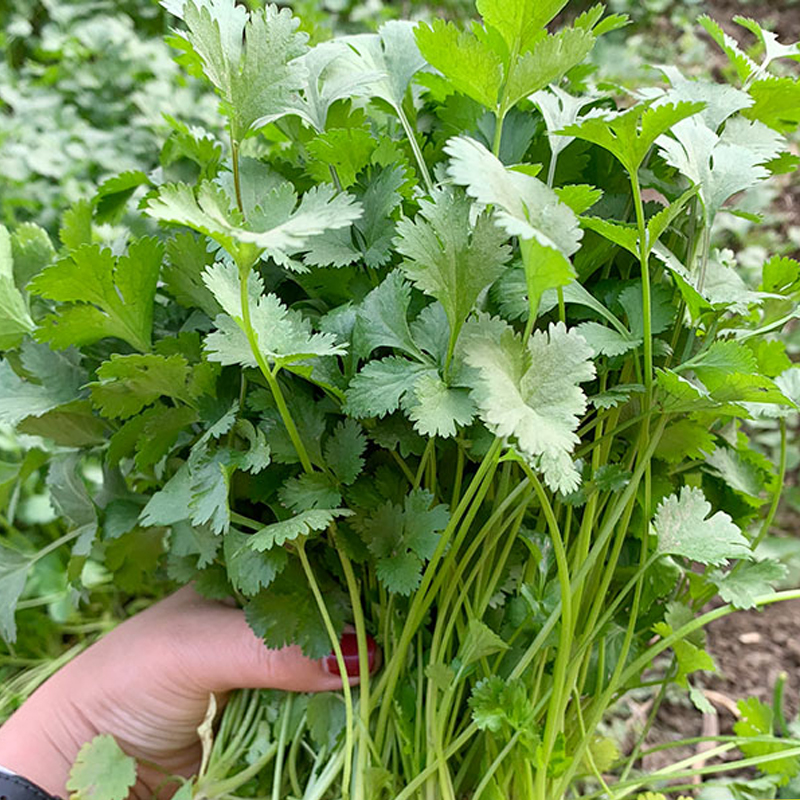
[344,357,434,419]
[166,0,308,142]
[654,420,716,463]
[504,26,595,108]
[574,321,640,358]
[564,101,704,175]
[279,473,342,513]
[396,188,511,346]
[17,400,108,448]
[459,619,509,667]
[307,693,346,751]
[89,354,192,419]
[405,372,476,439]
[94,170,150,224]
[446,136,582,255]
[653,486,751,566]
[734,697,800,783]
[148,181,361,270]
[415,19,503,110]
[249,508,352,551]
[462,316,595,493]
[710,560,788,610]
[337,22,426,115]
[745,76,800,133]
[0,544,32,642]
[67,734,137,800]
[203,262,346,369]
[324,419,367,485]
[0,342,85,426]
[352,271,422,360]
[244,561,348,658]
[30,238,162,353]
[163,233,222,318]
[476,0,567,54]
[362,488,449,595]
[658,116,784,224]
[224,529,288,596]
[10,222,55,288]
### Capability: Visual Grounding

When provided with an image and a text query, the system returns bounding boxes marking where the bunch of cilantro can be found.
[2,0,800,796]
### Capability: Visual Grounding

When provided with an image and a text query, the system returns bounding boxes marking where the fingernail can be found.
[324,632,377,677]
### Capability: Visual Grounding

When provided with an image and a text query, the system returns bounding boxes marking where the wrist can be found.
[0,691,88,797]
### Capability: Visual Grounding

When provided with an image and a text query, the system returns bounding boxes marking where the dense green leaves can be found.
[463,317,595,492]
[30,238,163,353]
[164,0,308,142]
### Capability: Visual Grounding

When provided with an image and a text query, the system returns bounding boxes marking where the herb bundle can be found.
[2,0,800,796]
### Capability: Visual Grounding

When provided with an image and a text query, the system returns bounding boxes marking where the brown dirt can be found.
[637,600,800,788]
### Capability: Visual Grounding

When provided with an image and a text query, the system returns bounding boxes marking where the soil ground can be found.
[637,599,800,785]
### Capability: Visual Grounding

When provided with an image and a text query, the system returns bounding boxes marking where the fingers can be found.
[154,588,379,694]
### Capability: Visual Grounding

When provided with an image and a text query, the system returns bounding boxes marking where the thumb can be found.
[182,605,378,694]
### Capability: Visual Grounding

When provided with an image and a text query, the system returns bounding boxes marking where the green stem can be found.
[492,107,507,158]
[753,417,787,550]
[238,269,314,474]
[335,531,372,800]
[630,173,653,399]
[397,107,434,194]
[271,694,293,800]
[296,541,354,800]
[231,138,245,217]
[473,731,521,800]
[520,464,572,800]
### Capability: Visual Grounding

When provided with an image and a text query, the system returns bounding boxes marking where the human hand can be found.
[0,586,377,798]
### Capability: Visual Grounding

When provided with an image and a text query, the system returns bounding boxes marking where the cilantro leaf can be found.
[0,225,34,349]
[405,372,476,439]
[224,529,288,596]
[10,222,55,288]
[415,19,503,110]
[563,101,704,176]
[147,181,362,271]
[0,544,32,642]
[279,473,343,512]
[658,116,784,225]
[244,561,348,658]
[202,262,346,369]
[344,358,434,419]
[249,508,353,551]
[734,697,800,784]
[352,271,422,360]
[30,238,163,353]
[361,488,449,595]
[469,675,536,735]
[89,354,193,419]
[653,486,751,566]
[324,419,367,485]
[395,188,511,347]
[338,22,426,116]
[462,316,595,493]
[710,559,788,610]
[67,734,137,800]
[0,342,85,426]
[165,0,308,142]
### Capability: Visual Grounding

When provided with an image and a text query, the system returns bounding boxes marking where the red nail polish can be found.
[325,632,377,677]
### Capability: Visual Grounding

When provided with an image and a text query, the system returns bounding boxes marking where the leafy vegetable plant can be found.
[2,1,800,797]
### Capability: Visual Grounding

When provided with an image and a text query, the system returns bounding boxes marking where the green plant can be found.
[2,0,800,797]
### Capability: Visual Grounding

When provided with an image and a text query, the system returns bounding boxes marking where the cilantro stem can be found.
[373,439,503,748]
[231,138,245,217]
[237,266,314,474]
[492,107,507,159]
[629,173,653,398]
[397,108,434,194]
[296,540,354,800]
[752,417,787,551]
[334,528,372,800]
[473,730,521,800]
[272,694,293,800]
[520,463,572,800]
